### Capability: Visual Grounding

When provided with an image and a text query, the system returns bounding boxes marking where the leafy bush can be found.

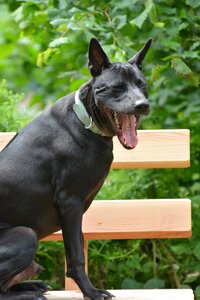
[36,241,65,290]
[0,79,31,131]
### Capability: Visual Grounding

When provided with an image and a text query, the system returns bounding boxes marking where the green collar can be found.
[73,90,109,137]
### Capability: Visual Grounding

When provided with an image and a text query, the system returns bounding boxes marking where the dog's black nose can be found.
[134,100,150,115]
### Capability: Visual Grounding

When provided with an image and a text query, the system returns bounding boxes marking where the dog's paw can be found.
[9,280,51,293]
[0,290,47,300]
[84,289,115,300]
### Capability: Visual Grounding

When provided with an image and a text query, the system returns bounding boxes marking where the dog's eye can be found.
[112,84,126,91]
[136,79,144,87]
[95,85,107,94]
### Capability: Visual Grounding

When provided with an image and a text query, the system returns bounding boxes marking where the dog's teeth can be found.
[114,112,120,128]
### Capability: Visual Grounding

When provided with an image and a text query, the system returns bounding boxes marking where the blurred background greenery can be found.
[0,0,200,298]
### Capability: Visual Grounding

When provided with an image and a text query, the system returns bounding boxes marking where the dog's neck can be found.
[73,90,107,136]
[73,90,112,137]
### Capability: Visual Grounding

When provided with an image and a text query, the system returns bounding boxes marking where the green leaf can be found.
[0,79,31,131]
[194,243,200,260]
[150,64,169,83]
[113,15,127,29]
[144,279,165,289]
[161,40,181,51]
[182,51,199,59]
[186,0,200,8]
[37,48,57,67]
[49,37,69,48]
[50,18,68,27]
[12,5,24,23]
[59,0,69,9]
[130,0,154,29]
[155,22,165,28]
[183,272,200,284]
[111,0,138,9]
[36,52,43,68]
[195,286,200,298]
[121,278,143,289]
[188,72,199,87]
[171,58,192,75]
[131,11,148,28]
[148,3,158,23]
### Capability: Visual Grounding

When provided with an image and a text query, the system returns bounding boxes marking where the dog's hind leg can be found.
[7,262,49,293]
[0,226,47,299]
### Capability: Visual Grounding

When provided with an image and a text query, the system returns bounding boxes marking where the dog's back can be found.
[0,92,113,238]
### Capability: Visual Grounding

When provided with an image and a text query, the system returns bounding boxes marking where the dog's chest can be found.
[53,132,113,203]
[76,142,113,211]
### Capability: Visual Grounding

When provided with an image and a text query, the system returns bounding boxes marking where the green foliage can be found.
[36,241,65,290]
[1,0,200,107]
[0,0,200,296]
[0,79,32,131]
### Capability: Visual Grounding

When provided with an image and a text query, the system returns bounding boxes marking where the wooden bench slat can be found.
[45,289,194,300]
[42,199,191,241]
[0,130,190,169]
[112,129,190,169]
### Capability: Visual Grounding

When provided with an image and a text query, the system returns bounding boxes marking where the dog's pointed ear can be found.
[128,38,152,69]
[88,38,111,77]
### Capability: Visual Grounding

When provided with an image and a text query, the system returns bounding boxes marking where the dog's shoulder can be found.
[50,92,75,116]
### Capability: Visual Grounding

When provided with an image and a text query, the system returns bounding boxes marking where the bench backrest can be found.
[0,130,191,241]
[0,129,190,168]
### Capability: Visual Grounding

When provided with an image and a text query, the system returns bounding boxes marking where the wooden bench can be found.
[0,130,193,300]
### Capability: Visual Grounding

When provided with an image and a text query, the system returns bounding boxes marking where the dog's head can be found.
[85,38,152,150]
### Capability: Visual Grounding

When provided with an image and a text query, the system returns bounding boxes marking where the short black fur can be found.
[0,38,152,300]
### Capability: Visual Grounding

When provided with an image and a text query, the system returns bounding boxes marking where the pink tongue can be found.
[121,115,138,148]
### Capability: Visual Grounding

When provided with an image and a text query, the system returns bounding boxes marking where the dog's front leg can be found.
[56,194,113,300]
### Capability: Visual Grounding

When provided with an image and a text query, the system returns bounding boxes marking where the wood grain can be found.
[43,199,191,241]
[0,130,190,168]
[112,129,190,168]
[45,289,194,300]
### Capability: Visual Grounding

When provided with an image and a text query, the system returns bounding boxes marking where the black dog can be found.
[0,38,151,300]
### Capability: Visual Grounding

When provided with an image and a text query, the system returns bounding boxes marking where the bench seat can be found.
[45,289,194,300]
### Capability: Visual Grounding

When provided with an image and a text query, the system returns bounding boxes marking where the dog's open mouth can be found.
[106,108,140,150]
